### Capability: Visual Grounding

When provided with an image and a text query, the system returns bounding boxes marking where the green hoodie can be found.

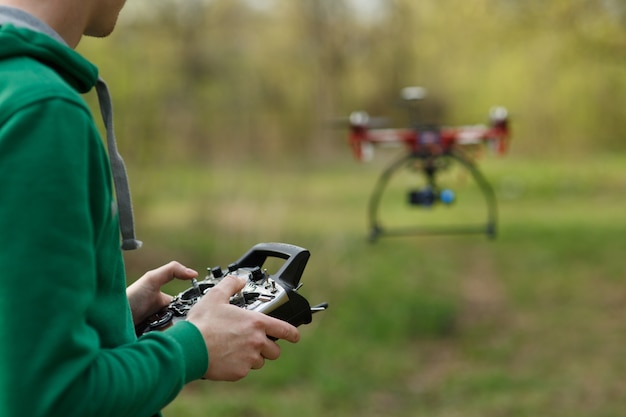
[0,16,207,417]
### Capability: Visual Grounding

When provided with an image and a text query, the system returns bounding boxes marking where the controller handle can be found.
[233,242,310,289]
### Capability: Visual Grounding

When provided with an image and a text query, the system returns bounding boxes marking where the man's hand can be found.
[186,274,300,381]
[126,261,198,325]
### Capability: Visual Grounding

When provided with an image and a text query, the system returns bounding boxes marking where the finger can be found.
[260,339,281,361]
[159,292,176,306]
[167,261,198,281]
[264,317,300,344]
[251,354,266,370]
[203,274,247,303]
[146,261,198,287]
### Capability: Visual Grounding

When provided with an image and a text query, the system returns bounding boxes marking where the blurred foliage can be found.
[72,2,626,415]
[79,0,626,162]
[117,153,626,417]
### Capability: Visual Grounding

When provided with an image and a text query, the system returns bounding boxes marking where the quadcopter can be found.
[346,86,511,241]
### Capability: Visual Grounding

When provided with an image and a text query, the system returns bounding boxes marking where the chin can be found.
[85,26,115,38]
[86,31,114,39]
[85,17,119,38]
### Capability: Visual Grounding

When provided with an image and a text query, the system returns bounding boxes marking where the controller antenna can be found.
[311,302,329,313]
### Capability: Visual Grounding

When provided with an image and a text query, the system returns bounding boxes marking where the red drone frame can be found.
[346,87,511,241]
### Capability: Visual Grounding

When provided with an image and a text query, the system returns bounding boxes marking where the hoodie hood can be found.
[0,6,142,250]
[0,8,98,93]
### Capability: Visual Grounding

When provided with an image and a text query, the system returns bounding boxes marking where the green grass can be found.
[122,152,626,417]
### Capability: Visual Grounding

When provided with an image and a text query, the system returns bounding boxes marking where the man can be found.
[0,1,300,416]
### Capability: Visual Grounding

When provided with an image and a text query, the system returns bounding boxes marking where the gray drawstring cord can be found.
[95,78,142,250]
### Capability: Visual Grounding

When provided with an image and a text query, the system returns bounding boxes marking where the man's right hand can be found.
[186,274,300,381]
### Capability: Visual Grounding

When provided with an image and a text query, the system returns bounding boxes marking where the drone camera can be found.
[408,187,455,207]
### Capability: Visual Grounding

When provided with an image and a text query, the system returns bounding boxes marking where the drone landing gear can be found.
[367,151,497,242]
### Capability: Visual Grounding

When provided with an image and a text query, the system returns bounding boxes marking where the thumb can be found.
[141,261,198,288]
[204,274,247,303]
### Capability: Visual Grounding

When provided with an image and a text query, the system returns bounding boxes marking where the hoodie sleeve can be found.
[0,94,208,417]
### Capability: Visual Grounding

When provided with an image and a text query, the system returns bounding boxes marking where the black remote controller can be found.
[136,242,327,336]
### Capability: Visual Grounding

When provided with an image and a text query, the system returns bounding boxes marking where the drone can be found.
[346,86,511,242]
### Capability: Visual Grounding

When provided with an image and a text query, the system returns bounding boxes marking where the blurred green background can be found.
[78,0,625,415]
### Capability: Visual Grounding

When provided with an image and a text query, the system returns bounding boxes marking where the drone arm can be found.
[348,125,370,161]
[442,122,510,155]
[347,106,510,159]
[348,125,415,162]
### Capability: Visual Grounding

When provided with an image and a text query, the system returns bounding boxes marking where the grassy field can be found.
[122,152,626,417]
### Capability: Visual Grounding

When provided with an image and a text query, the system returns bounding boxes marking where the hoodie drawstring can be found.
[96,78,142,251]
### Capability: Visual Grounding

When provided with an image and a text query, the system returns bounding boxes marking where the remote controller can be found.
[136,242,327,336]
